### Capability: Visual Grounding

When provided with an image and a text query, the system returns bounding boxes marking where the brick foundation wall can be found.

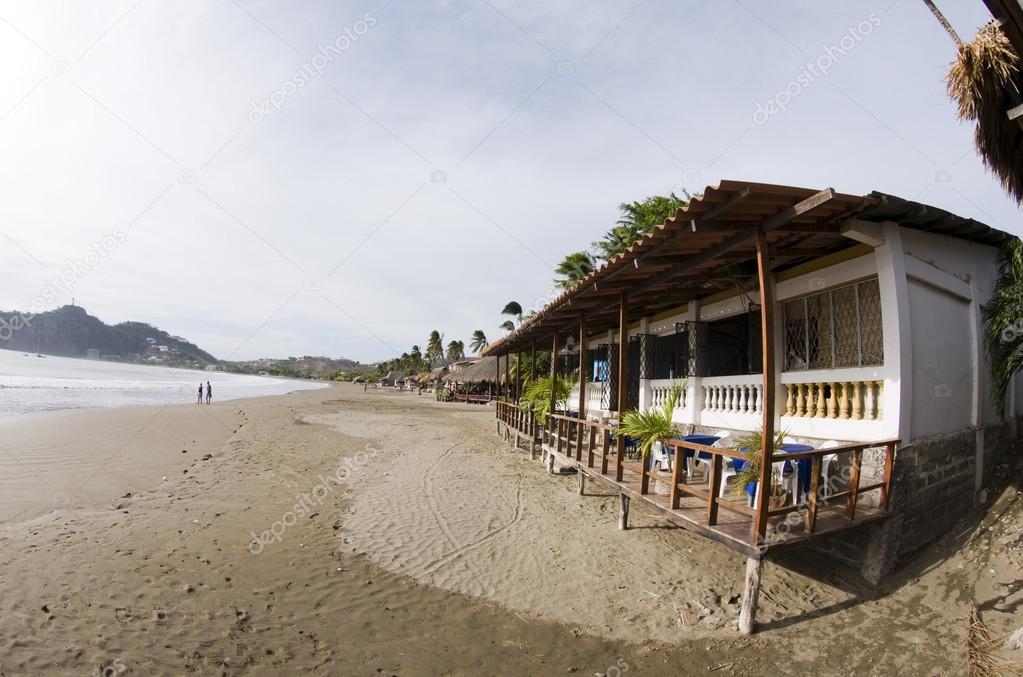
[810,418,1019,580]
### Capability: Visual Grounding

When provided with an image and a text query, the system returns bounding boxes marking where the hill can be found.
[0,305,217,366]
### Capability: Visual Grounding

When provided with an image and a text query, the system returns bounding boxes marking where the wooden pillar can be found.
[615,293,629,482]
[618,493,630,530]
[504,352,511,400]
[738,556,763,634]
[577,314,589,463]
[530,340,537,390]
[752,229,776,544]
[578,314,588,419]
[515,350,523,403]
[578,469,585,495]
[550,333,560,419]
[495,354,500,399]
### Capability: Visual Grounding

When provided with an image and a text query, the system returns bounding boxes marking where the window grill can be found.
[784,278,883,371]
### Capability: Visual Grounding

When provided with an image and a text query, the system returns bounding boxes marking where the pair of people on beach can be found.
[196,381,212,405]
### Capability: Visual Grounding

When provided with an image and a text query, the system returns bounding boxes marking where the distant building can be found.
[204,365,217,371]
[85,348,100,360]
[157,345,169,352]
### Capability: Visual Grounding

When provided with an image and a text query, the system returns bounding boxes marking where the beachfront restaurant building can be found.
[485,180,1020,633]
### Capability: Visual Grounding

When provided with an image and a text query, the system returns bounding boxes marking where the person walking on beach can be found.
[197,383,203,405]
[205,381,212,404]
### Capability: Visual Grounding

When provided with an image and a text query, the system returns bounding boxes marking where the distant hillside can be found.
[223,355,370,380]
[0,305,217,365]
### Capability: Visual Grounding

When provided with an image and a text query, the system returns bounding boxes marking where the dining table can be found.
[778,442,816,500]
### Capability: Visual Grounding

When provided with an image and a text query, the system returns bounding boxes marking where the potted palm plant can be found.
[731,428,789,508]
[518,375,577,424]
[616,381,688,495]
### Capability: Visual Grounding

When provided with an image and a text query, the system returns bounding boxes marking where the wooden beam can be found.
[752,229,776,545]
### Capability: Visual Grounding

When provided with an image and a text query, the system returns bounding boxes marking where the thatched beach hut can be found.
[442,356,503,402]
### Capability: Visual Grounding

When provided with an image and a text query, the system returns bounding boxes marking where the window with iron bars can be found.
[783,277,883,371]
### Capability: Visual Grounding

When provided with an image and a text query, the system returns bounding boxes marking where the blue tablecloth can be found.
[672,434,721,462]
[778,443,815,493]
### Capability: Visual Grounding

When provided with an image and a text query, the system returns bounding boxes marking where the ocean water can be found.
[0,348,329,417]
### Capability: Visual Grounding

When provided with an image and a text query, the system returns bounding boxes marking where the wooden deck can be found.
[541,441,887,559]
[494,402,894,560]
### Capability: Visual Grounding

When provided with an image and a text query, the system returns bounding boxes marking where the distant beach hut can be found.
[379,370,404,387]
[442,356,502,403]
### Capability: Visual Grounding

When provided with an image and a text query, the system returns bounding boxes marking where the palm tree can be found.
[446,340,465,362]
[470,329,488,354]
[554,251,596,289]
[592,193,689,262]
[501,301,522,322]
[500,301,522,334]
[983,238,1023,413]
[426,330,444,365]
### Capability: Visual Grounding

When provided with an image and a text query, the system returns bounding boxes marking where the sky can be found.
[0,0,1020,363]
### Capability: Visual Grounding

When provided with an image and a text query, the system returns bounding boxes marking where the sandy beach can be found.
[1,384,1020,675]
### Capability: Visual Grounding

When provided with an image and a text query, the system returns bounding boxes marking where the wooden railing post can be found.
[601,429,611,475]
[640,445,650,494]
[708,453,722,525]
[587,426,596,468]
[805,455,821,533]
[880,443,895,509]
[846,448,863,520]
[669,443,684,509]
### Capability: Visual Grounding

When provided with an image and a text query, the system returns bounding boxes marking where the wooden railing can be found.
[783,380,883,420]
[495,400,538,444]
[652,437,898,545]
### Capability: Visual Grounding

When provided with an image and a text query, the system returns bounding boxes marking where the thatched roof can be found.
[443,356,503,383]
[947,19,1023,203]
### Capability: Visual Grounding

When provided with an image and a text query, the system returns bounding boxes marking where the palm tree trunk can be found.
[921,0,963,46]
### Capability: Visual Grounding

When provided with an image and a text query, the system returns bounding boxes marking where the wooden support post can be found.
[505,352,511,400]
[495,354,501,399]
[738,556,763,635]
[546,449,555,474]
[752,229,776,545]
[615,293,629,482]
[550,332,560,421]
[577,314,589,464]
[530,340,537,391]
[578,469,585,495]
[618,493,630,530]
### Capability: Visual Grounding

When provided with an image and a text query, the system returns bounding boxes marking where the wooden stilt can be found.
[738,556,763,634]
[618,493,630,530]
[546,450,555,474]
[578,470,585,495]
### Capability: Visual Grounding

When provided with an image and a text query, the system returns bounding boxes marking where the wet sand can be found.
[0,384,1019,675]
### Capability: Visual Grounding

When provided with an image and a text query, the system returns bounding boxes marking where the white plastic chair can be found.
[649,440,672,472]
[818,440,841,498]
[692,430,732,479]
